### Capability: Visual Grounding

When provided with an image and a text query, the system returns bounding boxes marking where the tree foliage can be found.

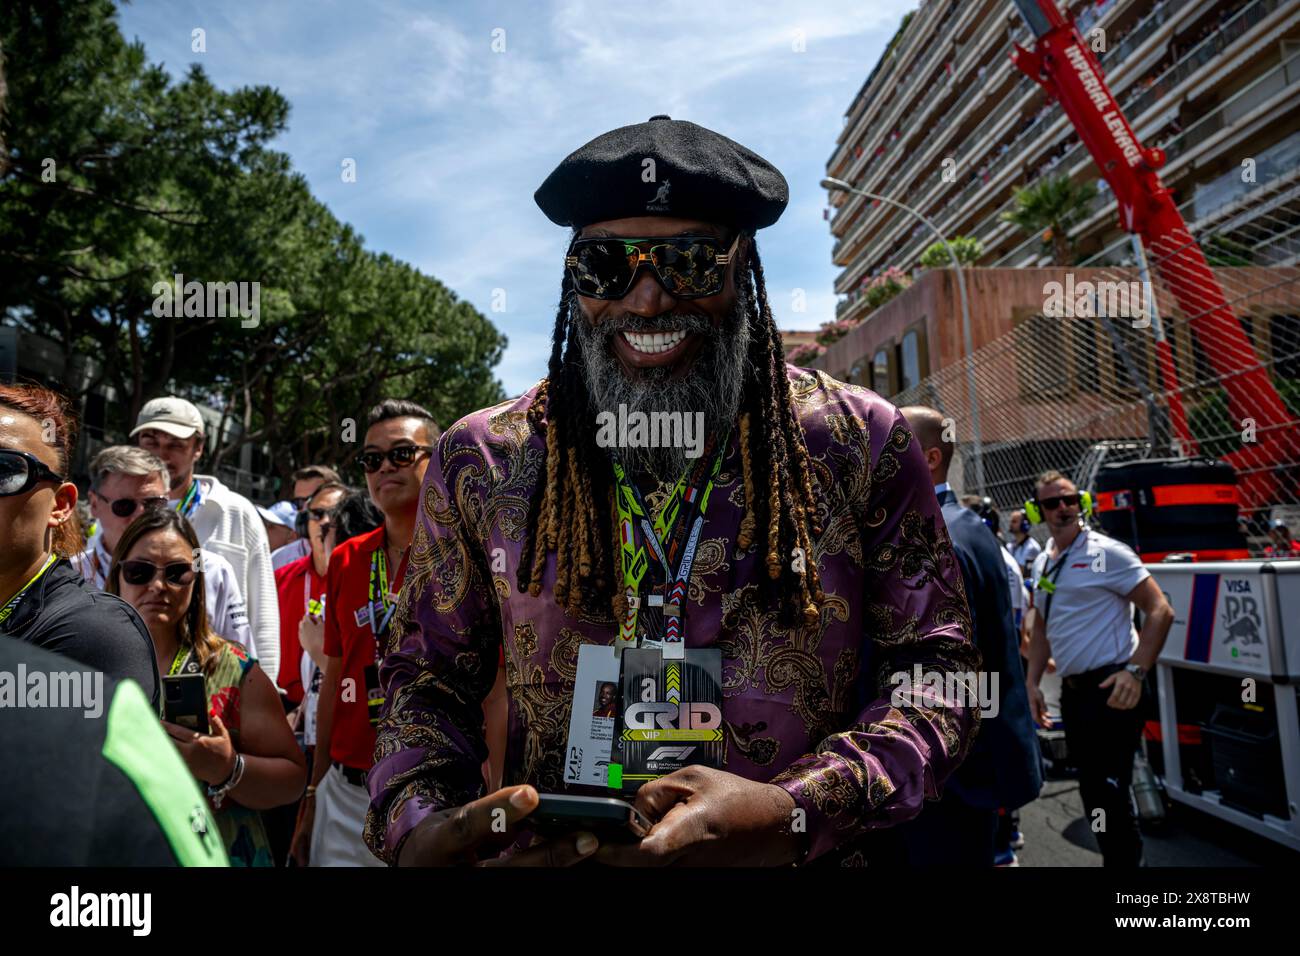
[1001,173,1098,266]
[0,1,505,482]
[918,235,983,268]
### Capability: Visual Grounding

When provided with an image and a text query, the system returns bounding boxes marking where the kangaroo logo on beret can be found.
[647,178,671,212]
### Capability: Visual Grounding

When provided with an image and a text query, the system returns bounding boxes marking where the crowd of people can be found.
[0,379,1178,869]
[2,113,1188,870]
[0,381,467,866]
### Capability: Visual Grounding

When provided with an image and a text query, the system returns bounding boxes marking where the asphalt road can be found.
[1022,671,1297,866]
[1016,776,1300,866]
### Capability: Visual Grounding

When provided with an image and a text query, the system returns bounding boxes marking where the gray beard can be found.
[570,280,752,483]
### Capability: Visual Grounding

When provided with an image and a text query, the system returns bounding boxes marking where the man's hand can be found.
[1027,681,1052,728]
[299,613,327,670]
[397,785,599,867]
[595,766,803,867]
[1099,669,1142,710]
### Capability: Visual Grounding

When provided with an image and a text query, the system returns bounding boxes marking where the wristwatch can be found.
[1125,663,1146,681]
[207,753,246,809]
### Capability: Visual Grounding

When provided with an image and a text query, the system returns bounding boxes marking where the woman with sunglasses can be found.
[72,444,255,653]
[108,508,306,867]
[0,383,159,706]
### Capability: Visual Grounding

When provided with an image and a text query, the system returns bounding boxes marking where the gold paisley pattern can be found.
[365,369,982,865]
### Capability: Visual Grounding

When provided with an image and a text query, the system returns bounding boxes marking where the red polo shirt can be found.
[322,525,407,771]
[274,554,326,704]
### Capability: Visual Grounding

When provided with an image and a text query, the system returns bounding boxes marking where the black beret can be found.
[535,115,789,231]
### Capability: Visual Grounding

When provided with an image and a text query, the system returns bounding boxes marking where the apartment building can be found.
[820,0,1300,395]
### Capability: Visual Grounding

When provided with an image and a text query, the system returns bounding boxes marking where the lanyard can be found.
[303,567,324,618]
[367,537,408,640]
[0,552,58,626]
[1037,532,1081,626]
[167,644,197,676]
[610,435,724,658]
[175,479,202,520]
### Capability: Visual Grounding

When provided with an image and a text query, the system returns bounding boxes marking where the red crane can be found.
[1010,0,1292,508]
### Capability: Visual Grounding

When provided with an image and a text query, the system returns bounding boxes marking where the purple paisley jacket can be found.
[364,366,981,864]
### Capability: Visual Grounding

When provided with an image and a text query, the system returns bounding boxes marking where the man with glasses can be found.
[1024,470,1173,867]
[132,396,279,684]
[293,399,438,866]
[272,465,343,571]
[72,446,253,651]
[366,117,979,868]
[274,481,347,707]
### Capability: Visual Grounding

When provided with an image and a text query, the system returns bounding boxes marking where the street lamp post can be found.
[821,176,986,497]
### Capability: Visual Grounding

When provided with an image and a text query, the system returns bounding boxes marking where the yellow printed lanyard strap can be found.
[168,645,197,676]
[611,436,724,655]
[0,552,58,626]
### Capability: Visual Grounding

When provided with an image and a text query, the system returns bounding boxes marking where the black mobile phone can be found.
[526,794,651,843]
[162,673,209,736]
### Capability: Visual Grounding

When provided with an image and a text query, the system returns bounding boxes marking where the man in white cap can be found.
[132,396,279,681]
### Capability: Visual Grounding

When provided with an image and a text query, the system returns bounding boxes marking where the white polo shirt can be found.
[1029,527,1148,677]
[1010,535,1041,578]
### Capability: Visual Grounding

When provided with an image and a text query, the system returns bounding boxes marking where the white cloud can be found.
[118,0,915,395]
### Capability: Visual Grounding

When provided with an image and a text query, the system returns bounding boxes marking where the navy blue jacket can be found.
[937,489,1042,810]
[2,558,159,710]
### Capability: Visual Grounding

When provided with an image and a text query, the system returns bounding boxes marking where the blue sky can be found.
[116,0,914,396]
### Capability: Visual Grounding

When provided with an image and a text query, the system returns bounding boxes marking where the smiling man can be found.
[366,116,981,868]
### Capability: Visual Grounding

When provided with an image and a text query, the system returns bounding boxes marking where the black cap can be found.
[535,116,789,231]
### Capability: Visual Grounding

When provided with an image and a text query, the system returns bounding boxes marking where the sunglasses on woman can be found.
[565,234,740,300]
[0,449,67,497]
[1037,494,1080,511]
[356,444,435,474]
[120,560,196,587]
[95,491,169,519]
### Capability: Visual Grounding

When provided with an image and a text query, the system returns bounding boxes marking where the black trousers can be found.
[872,787,998,866]
[1061,664,1144,867]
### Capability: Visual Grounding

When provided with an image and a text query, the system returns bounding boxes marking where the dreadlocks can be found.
[517,238,824,628]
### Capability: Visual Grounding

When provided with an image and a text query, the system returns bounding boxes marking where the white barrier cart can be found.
[1147,560,1300,851]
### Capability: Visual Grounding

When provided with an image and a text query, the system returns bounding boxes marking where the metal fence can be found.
[889,184,1300,554]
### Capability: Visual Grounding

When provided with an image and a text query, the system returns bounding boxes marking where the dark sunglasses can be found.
[306,507,332,522]
[291,496,311,511]
[0,449,67,497]
[120,559,196,587]
[95,491,169,519]
[565,234,740,300]
[356,444,435,474]
[1037,494,1080,511]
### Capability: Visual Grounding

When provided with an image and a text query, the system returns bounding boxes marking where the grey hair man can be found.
[72,445,254,653]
